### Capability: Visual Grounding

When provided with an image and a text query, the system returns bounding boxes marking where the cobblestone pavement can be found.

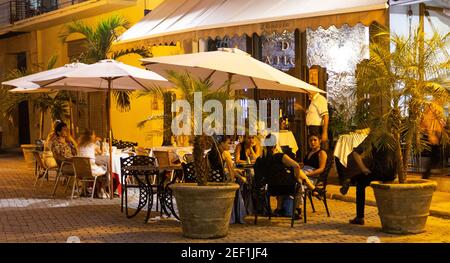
[1,152,449,243]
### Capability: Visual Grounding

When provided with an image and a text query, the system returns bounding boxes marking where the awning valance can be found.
[115,0,388,47]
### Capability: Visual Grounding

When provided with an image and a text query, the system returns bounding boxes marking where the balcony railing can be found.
[0,0,87,26]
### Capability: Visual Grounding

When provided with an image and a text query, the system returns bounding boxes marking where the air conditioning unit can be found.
[389,0,432,6]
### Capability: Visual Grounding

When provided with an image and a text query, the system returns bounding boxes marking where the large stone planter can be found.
[371,179,437,234]
[170,183,239,239]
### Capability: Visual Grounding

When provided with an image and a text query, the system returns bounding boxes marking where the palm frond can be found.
[110,47,151,60]
[112,90,133,112]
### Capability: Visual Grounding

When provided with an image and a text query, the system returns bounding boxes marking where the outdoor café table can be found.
[96,151,130,194]
[333,132,368,167]
[270,130,299,154]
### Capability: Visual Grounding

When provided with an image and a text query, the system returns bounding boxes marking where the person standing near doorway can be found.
[306,92,329,150]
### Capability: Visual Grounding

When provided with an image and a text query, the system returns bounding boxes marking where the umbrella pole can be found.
[107,79,113,199]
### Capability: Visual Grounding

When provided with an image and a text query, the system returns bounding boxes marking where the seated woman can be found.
[235,135,262,165]
[49,121,77,165]
[257,134,323,218]
[210,135,247,224]
[78,129,108,198]
[301,133,328,184]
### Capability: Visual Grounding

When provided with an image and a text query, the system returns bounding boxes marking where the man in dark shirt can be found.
[340,133,397,225]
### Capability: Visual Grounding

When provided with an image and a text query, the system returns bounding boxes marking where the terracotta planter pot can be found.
[371,179,437,234]
[170,182,239,239]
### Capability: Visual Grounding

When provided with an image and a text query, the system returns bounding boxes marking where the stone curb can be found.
[326,192,450,219]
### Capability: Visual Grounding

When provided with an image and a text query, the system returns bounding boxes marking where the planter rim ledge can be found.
[371,179,437,190]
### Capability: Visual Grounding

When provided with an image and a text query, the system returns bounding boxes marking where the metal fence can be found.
[0,0,86,27]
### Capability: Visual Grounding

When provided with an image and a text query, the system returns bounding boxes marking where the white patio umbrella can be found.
[33,59,171,198]
[3,62,90,138]
[141,48,325,95]
[2,62,88,93]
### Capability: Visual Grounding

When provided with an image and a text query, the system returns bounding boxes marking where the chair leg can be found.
[291,197,296,228]
[323,193,331,217]
[71,177,77,200]
[303,192,307,223]
[40,169,49,187]
[64,177,72,193]
[34,171,41,187]
[124,181,129,217]
[120,176,124,213]
[267,195,272,220]
[91,177,98,199]
[52,174,61,196]
[309,192,316,212]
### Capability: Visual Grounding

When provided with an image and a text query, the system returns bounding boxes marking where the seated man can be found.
[254,134,323,219]
[340,132,397,225]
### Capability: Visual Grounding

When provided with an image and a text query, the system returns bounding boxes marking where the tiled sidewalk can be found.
[1,151,450,243]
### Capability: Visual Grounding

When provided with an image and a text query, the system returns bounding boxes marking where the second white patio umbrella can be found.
[2,62,89,93]
[33,59,171,198]
[141,48,325,95]
[3,62,89,138]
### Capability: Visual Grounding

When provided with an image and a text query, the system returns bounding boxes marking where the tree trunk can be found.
[162,92,174,146]
[395,130,406,184]
[193,135,208,186]
[39,110,44,140]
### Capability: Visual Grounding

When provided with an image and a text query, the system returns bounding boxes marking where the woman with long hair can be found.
[78,129,108,198]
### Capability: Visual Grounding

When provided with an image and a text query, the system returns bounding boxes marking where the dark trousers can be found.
[354,172,394,218]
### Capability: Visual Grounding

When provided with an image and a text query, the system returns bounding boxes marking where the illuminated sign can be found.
[261,30,295,71]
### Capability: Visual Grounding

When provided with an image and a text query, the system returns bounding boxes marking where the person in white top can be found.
[306,92,329,149]
[78,129,108,198]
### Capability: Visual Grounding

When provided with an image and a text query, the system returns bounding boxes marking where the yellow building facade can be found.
[0,0,181,148]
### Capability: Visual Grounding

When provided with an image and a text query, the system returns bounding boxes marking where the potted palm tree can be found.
[158,71,239,239]
[356,27,449,234]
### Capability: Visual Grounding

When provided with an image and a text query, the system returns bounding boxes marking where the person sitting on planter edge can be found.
[340,131,398,225]
[209,135,247,224]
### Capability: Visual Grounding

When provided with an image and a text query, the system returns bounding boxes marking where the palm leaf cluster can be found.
[356,27,450,183]
[60,15,151,111]
[141,70,236,185]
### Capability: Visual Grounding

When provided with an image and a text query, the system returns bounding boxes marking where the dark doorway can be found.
[17,52,30,144]
[17,52,27,71]
[18,101,30,144]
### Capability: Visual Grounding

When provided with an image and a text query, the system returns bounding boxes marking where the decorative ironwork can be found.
[120,155,157,223]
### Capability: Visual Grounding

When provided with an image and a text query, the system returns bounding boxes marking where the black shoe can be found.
[340,184,350,195]
[340,180,351,195]
[349,217,365,225]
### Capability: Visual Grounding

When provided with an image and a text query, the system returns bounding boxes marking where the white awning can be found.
[117,0,388,44]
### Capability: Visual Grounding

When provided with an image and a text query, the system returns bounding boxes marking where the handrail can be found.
[0,0,87,27]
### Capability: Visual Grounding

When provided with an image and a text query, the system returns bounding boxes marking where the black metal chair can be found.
[181,162,197,183]
[302,151,333,223]
[120,155,158,223]
[253,157,301,227]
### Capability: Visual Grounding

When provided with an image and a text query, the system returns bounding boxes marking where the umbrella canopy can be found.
[32,59,171,199]
[2,62,88,93]
[33,59,170,91]
[141,48,325,94]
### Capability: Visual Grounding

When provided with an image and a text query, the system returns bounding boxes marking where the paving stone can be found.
[1,152,450,242]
